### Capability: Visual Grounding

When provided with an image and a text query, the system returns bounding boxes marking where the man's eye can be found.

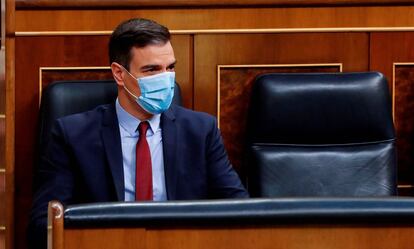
[143,68,157,73]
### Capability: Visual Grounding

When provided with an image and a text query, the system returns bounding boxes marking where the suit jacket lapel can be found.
[101,103,125,201]
[161,105,178,200]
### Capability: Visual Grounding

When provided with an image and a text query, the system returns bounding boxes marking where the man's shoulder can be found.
[56,103,114,131]
[170,105,216,124]
[166,105,218,136]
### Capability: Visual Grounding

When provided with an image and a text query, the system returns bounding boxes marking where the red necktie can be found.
[135,121,153,200]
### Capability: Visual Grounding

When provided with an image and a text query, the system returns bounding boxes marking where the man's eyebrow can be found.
[139,60,177,71]
[140,64,161,71]
[168,60,177,67]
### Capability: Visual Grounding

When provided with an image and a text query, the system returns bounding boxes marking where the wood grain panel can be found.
[0,172,4,226]
[151,226,414,249]
[0,118,4,170]
[370,32,414,85]
[15,6,414,32]
[14,34,192,249]
[147,226,414,249]
[219,65,340,174]
[5,37,15,249]
[194,33,369,115]
[15,0,414,9]
[0,50,4,114]
[5,0,16,248]
[0,230,4,249]
[62,226,414,249]
[170,35,193,109]
[399,186,414,197]
[393,65,414,192]
[370,32,414,190]
[41,68,113,89]
[65,228,146,249]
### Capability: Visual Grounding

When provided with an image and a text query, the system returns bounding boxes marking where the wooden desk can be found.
[48,198,414,249]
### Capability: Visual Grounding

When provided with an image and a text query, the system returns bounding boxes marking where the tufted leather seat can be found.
[246,72,397,197]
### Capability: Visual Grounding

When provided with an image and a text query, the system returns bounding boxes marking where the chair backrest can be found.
[246,72,397,197]
[38,80,182,152]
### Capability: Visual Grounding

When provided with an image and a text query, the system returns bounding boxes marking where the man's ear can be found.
[111,62,125,87]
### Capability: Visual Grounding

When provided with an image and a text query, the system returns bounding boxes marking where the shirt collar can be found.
[115,98,161,136]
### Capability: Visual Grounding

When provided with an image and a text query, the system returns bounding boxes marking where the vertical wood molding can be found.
[0,1,6,248]
[5,0,15,249]
[1,0,5,48]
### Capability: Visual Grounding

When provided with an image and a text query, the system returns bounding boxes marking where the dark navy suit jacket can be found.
[28,103,248,248]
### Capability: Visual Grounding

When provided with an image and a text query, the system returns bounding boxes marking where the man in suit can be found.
[28,18,248,248]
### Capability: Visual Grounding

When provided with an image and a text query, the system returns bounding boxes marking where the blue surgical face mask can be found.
[122,68,175,114]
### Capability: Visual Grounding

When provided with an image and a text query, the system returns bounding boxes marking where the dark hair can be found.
[109,18,171,70]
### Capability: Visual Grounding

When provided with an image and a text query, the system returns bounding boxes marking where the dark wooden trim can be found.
[1,0,5,45]
[15,0,414,10]
[5,0,15,248]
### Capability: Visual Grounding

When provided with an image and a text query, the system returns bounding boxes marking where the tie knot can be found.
[138,121,149,137]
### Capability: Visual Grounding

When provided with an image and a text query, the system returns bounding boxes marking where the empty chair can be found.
[246,72,397,197]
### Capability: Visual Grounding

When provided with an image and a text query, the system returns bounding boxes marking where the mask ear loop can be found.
[123,85,139,100]
[119,64,140,100]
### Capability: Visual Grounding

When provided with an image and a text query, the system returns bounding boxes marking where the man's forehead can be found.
[130,42,175,62]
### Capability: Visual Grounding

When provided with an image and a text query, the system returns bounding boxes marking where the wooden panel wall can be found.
[193,33,369,114]
[13,6,414,32]
[7,2,414,249]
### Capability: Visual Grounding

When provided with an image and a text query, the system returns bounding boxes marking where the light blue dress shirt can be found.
[115,99,167,201]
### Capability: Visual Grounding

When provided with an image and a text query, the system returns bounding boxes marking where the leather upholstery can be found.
[63,198,414,227]
[38,80,182,153]
[247,72,397,197]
